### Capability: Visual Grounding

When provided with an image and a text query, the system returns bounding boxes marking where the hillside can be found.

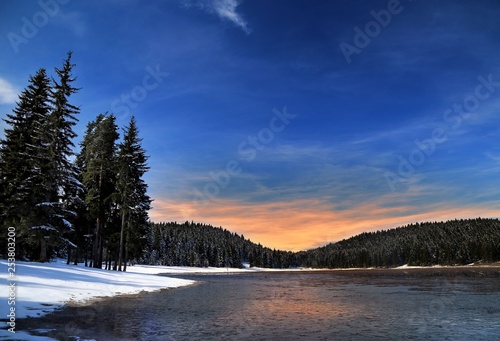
[141,218,500,269]
[141,221,299,268]
[299,218,500,268]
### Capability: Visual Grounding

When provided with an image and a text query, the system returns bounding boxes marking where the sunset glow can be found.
[150,197,499,251]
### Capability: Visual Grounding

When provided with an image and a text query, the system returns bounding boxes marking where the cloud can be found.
[211,0,250,33]
[54,11,88,37]
[0,78,18,104]
[484,151,500,163]
[182,0,251,34]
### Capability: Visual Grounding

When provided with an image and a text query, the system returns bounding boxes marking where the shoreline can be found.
[157,264,500,277]
[0,260,195,320]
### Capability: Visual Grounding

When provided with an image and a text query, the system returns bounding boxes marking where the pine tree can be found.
[0,68,53,261]
[75,120,96,265]
[31,52,82,262]
[79,113,119,268]
[47,51,82,262]
[116,116,151,271]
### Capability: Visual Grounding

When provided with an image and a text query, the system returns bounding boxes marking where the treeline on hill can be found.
[140,218,500,269]
[0,53,151,271]
[142,221,300,268]
[298,218,500,268]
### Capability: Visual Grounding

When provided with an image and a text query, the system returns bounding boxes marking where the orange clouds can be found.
[149,196,499,252]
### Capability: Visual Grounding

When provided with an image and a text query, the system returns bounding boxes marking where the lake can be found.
[22,267,500,340]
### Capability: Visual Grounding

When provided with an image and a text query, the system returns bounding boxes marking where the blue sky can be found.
[1,0,499,250]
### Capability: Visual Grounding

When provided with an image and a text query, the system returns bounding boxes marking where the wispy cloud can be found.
[212,0,250,33]
[0,78,18,104]
[54,11,88,37]
[485,151,500,163]
[182,0,251,34]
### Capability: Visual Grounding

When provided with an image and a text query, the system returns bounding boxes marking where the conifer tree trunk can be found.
[39,238,47,263]
[93,161,105,269]
[73,247,78,265]
[67,245,72,265]
[124,234,128,272]
[93,216,101,268]
[118,210,126,271]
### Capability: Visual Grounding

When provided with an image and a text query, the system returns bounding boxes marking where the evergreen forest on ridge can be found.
[144,218,500,269]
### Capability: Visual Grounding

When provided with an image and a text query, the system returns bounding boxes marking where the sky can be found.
[0,0,499,251]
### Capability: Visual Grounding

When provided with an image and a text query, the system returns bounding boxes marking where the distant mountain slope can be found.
[141,221,298,268]
[298,218,500,268]
[141,218,500,269]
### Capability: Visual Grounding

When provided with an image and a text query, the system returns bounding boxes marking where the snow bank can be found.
[395,264,445,269]
[126,264,312,275]
[0,259,194,322]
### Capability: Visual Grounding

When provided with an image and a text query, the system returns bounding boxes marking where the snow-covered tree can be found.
[33,52,82,262]
[0,53,82,262]
[0,68,54,261]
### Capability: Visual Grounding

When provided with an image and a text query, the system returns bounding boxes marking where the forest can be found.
[297,218,500,268]
[142,218,500,269]
[0,53,151,271]
[141,221,299,268]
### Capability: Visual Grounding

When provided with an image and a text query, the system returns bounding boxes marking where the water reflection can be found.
[21,270,500,340]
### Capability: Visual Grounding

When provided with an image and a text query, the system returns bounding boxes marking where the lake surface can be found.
[23,268,500,340]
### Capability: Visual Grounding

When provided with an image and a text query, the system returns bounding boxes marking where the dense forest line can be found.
[298,218,500,268]
[140,218,500,269]
[141,221,299,268]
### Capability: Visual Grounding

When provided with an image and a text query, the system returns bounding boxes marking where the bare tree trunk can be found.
[85,225,89,267]
[104,248,108,270]
[98,236,103,269]
[92,216,101,268]
[124,240,128,272]
[39,237,47,262]
[67,244,71,265]
[93,162,104,268]
[74,247,78,265]
[118,210,126,271]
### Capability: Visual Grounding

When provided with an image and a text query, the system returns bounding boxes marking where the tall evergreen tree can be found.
[48,51,81,203]
[33,52,82,262]
[47,51,82,261]
[116,116,151,271]
[79,114,119,268]
[1,54,81,262]
[75,120,97,266]
[0,68,53,260]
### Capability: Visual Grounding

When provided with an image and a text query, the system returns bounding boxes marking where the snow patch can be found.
[0,260,194,322]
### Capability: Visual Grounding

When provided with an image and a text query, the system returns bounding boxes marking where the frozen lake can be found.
[24,268,500,340]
